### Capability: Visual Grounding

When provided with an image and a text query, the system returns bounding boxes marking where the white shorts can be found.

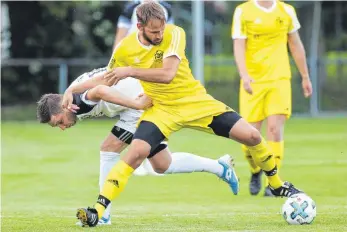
[114,108,142,134]
[72,73,144,133]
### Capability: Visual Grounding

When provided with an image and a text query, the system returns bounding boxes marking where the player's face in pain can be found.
[48,110,77,130]
[141,19,165,45]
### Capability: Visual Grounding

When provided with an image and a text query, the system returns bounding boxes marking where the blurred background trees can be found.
[1,1,347,117]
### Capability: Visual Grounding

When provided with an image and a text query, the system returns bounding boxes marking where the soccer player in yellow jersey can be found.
[76,2,305,226]
[232,0,313,196]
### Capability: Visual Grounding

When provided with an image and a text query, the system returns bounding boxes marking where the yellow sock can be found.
[263,141,283,187]
[246,137,283,189]
[268,141,284,171]
[242,145,261,174]
[95,160,134,218]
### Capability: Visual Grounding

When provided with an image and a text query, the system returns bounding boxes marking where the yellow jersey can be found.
[231,0,301,82]
[107,24,206,104]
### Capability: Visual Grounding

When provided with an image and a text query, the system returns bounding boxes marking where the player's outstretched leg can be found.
[150,149,239,195]
[228,117,303,197]
[217,154,239,195]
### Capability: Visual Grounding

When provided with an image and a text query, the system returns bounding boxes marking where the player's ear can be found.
[137,22,144,31]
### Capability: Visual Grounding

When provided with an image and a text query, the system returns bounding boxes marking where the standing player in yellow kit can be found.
[232,0,312,196]
[75,2,305,227]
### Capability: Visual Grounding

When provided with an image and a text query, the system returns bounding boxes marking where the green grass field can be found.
[2,118,347,232]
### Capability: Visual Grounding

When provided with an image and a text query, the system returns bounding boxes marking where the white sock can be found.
[99,151,120,220]
[164,152,224,177]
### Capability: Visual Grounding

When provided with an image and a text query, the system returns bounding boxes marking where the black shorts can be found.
[133,111,241,156]
[208,111,242,138]
[111,125,167,158]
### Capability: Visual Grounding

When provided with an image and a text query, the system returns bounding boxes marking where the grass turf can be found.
[2,118,347,231]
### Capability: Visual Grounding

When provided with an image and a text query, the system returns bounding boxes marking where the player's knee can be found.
[129,142,151,161]
[267,124,282,141]
[247,128,262,146]
[152,166,166,174]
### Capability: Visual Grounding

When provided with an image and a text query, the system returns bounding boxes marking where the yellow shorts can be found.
[138,94,234,138]
[239,79,291,122]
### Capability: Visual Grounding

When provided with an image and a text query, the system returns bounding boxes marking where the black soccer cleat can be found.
[249,170,262,195]
[270,181,303,197]
[263,185,275,197]
[76,207,99,227]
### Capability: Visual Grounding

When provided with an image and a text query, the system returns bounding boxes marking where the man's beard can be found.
[143,30,161,45]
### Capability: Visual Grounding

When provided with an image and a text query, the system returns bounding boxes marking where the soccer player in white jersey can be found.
[37,67,239,226]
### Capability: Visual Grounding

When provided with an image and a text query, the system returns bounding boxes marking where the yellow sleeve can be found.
[163,27,186,60]
[106,42,127,71]
[283,4,301,34]
[231,6,247,39]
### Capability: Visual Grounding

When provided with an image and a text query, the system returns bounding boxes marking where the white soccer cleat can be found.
[218,154,240,195]
[133,159,164,176]
[133,162,149,176]
[143,159,164,176]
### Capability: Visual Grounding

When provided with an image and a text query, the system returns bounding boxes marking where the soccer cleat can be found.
[263,185,275,197]
[218,154,239,195]
[98,215,112,225]
[133,163,149,176]
[75,215,111,227]
[133,160,164,176]
[270,181,303,197]
[249,170,262,195]
[76,207,99,227]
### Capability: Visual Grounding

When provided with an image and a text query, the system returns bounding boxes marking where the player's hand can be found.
[61,89,80,113]
[242,75,254,95]
[136,93,153,110]
[104,67,131,85]
[302,77,312,98]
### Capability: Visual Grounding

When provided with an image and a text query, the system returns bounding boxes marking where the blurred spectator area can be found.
[1,1,347,120]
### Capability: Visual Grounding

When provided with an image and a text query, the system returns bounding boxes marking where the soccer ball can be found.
[281,194,316,225]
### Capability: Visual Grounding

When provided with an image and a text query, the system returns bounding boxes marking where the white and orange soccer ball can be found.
[281,194,316,225]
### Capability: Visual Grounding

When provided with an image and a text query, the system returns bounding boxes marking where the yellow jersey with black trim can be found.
[107,24,206,103]
[231,0,301,82]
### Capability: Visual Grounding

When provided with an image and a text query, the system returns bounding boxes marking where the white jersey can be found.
[70,67,143,133]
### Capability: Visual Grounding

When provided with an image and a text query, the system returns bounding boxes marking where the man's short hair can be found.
[37,94,63,123]
[136,1,166,26]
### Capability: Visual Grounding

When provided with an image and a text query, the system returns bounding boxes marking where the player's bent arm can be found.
[128,56,180,84]
[288,32,310,80]
[87,85,151,110]
[233,39,250,79]
[66,73,111,94]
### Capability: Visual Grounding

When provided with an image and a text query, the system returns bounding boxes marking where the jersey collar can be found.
[136,31,153,50]
[253,0,277,13]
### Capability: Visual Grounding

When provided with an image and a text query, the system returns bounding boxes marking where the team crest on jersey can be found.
[276,17,284,27]
[154,50,164,63]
